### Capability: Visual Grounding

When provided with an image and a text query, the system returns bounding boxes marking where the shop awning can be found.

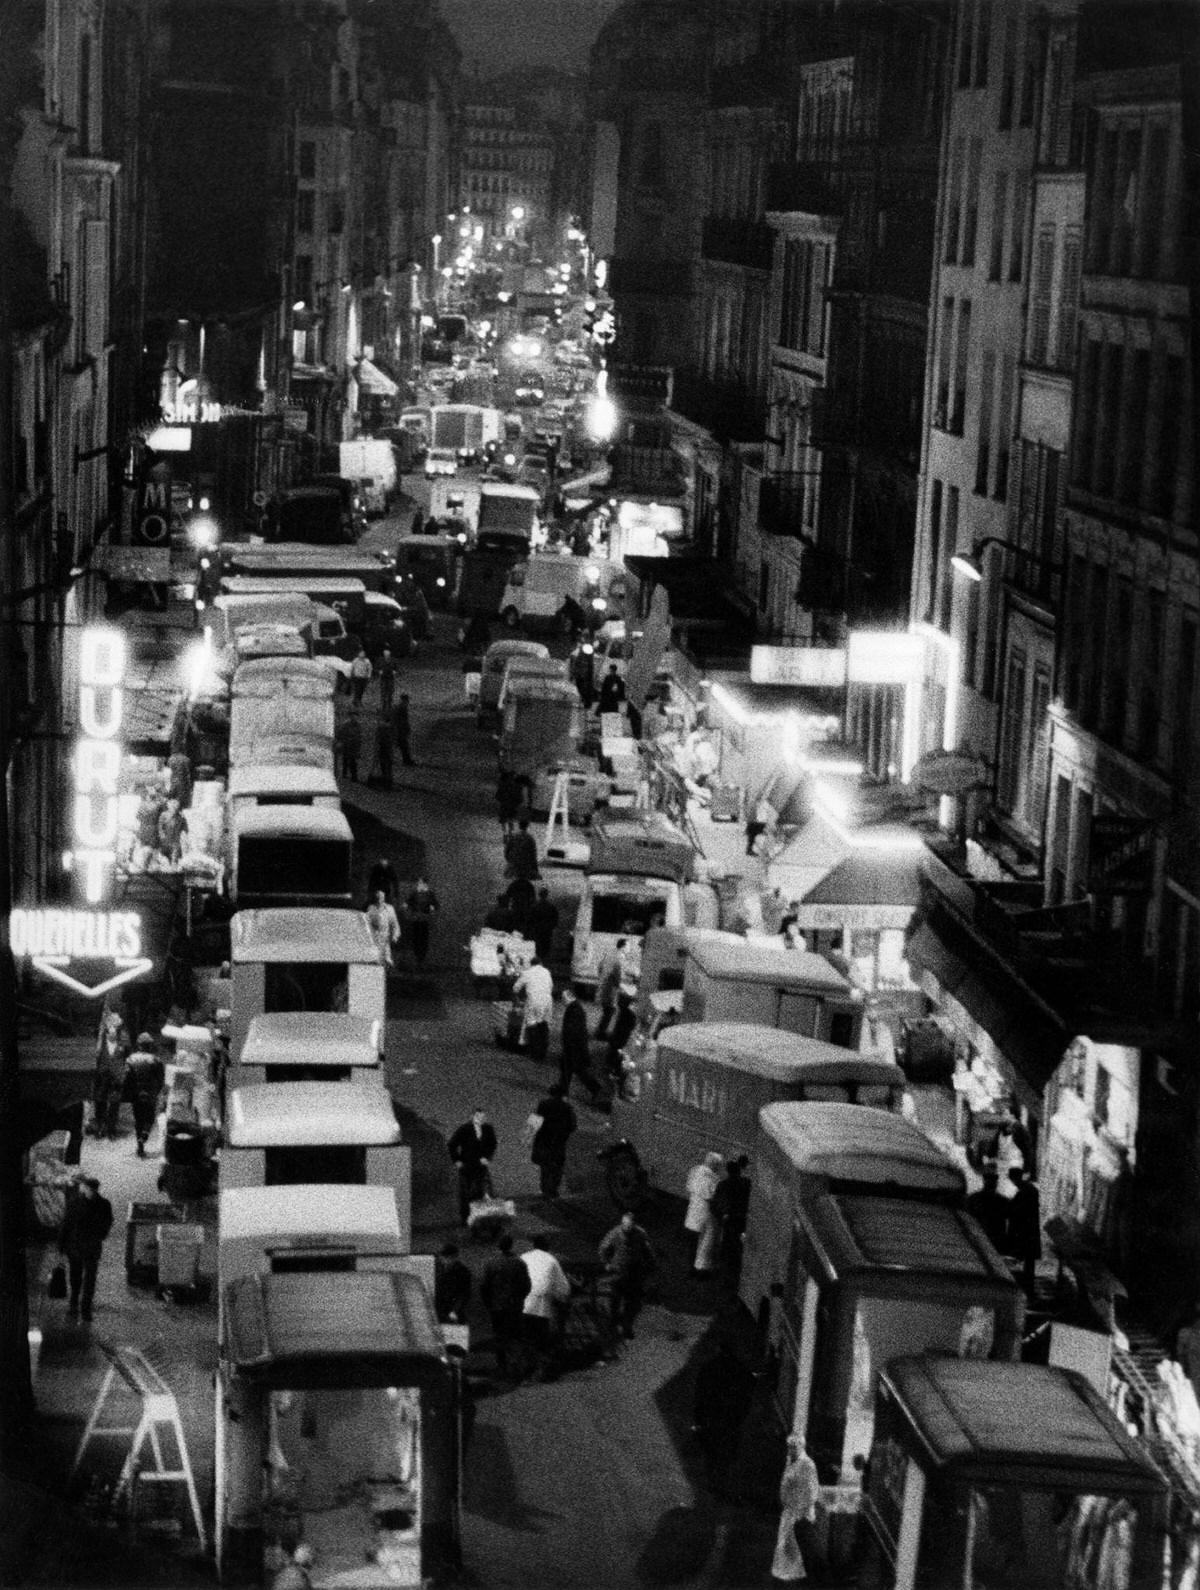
[356,357,399,397]
[905,901,1070,1102]
[793,852,923,931]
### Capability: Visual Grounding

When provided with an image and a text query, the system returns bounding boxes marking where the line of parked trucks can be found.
[185,597,465,1587]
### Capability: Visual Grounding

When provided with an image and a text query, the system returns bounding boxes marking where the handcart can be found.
[156,1222,208,1304]
[126,1201,189,1286]
[469,929,534,997]
[465,1194,516,1244]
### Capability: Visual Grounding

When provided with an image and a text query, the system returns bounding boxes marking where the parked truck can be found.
[338,438,398,515]
[429,404,494,463]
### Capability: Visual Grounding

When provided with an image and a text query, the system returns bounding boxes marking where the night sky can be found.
[440,0,621,73]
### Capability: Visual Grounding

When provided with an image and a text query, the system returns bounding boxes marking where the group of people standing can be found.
[91,1012,166,1157]
[365,860,440,971]
[684,1153,752,1277]
[334,648,414,788]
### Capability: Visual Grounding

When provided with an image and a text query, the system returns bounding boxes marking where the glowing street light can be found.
[511,205,526,222]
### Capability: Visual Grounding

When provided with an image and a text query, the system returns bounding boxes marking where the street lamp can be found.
[431,234,442,276]
[950,537,1065,583]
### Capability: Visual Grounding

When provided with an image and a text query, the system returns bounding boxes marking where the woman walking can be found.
[684,1152,725,1275]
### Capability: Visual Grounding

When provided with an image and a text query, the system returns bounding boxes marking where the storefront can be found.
[791,855,924,1011]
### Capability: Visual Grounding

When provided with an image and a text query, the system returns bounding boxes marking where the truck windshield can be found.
[239,840,351,901]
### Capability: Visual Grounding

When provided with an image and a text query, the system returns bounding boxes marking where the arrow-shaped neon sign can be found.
[30,957,154,1001]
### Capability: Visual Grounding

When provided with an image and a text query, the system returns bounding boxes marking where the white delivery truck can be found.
[338,438,398,515]
[498,554,625,633]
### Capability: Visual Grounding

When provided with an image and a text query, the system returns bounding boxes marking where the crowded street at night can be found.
[2,2,1199,1589]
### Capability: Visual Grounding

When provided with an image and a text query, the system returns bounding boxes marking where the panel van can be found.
[681,938,866,1048]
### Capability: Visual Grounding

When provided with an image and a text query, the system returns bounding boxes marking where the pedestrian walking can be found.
[684,1152,725,1275]
[520,1238,571,1379]
[711,1155,751,1273]
[481,1233,531,1378]
[434,1242,472,1325]
[598,1211,655,1341]
[366,888,401,969]
[336,712,362,781]
[513,955,554,1063]
[527,887,559,965]
[529,1083,577,1200]
[405,876,439,967]
[604,992,638,1086]
[124,1033,165,1157]
[373,715,395,788]
[349,645,373,704]
[496,768,523,836]
[504,818,540,882]
[376,648,397,715]
[59,1173,114,1322]
[597,664,625,717]
[395,692,415,766]
[448,1108,497,1226]
[570,643,595,710]
[505,876,536,934]
[1004,1165,1042,1297]
[559,987,601,1102]
[593,939,624,1041]
[157,796,188,864]
[92,1009,129,1140]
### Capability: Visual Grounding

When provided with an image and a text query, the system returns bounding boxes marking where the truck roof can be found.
[805,1194,1016,1289]
[232,672,334,701]
[231,907,381,964]
[480,483,540,502]
[222,575,367,599]
[656,1023,899,1084]
[233,804,352,842]
[228,763,340,800]
[242,1011,382,1069]
[227,1080,400,1146]
[222,1270,445,1375]
[233,657,337,687]
[219,1182,398,1245]
[879,1355,1168,1491]
[687,938,852,994]
[759,1101,964,1193]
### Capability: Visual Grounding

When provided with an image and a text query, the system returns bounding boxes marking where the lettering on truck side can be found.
[665,1065,727,1120]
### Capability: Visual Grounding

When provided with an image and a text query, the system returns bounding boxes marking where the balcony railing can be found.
[607,257,692,298]
[670,369,765,443]
[700,216,775,271]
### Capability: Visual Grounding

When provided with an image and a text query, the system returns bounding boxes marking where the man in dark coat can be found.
[504,818,540,882]
[1005,1166,1043,1297]
[505,876,536,933]
[559,987,601,1102]
[405,877,439,967]
[599,1211,655,1341]
[527,887,559,965]
[336,712,362,781]
[124,1034,164,1157]
[496,768,523,836]
[597,664,626,717]
[373,716,395,788]
[59,1174,114,1322]
[480,1233,531,1377]
[711,1156,752,1273]
[448,1108,498,1225]
[530,1083,577,1200]
[434,1242,472,1324]
[484,892,516,932]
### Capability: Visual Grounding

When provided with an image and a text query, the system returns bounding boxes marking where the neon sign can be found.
[9,909,152,999]
[70,627,127,903]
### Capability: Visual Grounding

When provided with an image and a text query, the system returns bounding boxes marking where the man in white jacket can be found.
[520,1237,571,1379]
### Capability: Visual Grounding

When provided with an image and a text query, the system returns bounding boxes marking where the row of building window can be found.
[1087,113,1180,282]
[944,143,1025,283]
[973,347,1015,500]
[1061,558,1195,776]
[778,239,829,358]
[934,295,971,435]
[1072,338,1190,522]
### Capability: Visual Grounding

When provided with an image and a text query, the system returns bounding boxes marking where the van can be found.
[229,907,387,1058]
[498,677,582,777]
[681,937,865,1048]
[394,535,460,609]
[229,676,335,761]
[338,438,397,515]
[230,804,353,909]
[476,483,539,550]
[496,653,569,710]
[477,638,550,719]
[233,1011,382,1088]
[602,1023,906,1207]
[498,554,625,633]
[570,873,685,994]
[740,1102,1019,1488]
[221,576,414,659]
[587,812,694,885]
[208,592,319,653]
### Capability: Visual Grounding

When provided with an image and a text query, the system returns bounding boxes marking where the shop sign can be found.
[846,631,923,684]
[161,395,221,424]
[912,749,990,796]
[1088,815,1155,895]
[796,902,916,932]
[751,646,847,688]
[8,909,151,999]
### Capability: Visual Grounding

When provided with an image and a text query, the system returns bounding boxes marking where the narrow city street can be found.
[23,552,785,1590]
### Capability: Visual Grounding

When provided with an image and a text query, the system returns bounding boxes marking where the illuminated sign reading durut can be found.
[9,627,152,999]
